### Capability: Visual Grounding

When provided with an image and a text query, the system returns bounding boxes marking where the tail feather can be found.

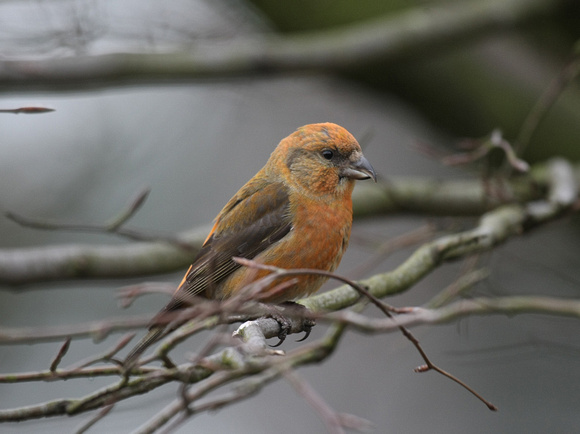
[124,300,191,369]
[124,326,165,368]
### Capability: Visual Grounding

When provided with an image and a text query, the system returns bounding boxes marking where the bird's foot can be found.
[268,302,316,347]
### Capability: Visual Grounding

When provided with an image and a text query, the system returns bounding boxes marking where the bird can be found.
[124,122,376,367]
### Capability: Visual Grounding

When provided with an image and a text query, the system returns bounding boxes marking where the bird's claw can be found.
[267,302,315,347]
[295,317,316,342]
[268,312,291,347]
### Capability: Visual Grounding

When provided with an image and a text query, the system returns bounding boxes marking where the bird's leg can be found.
[268,302,316,347]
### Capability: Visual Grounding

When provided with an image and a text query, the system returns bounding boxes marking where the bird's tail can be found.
[124,326,165,369]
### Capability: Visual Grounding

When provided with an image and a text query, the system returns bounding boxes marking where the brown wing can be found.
[162,178,292,312]
[125,179,293,366]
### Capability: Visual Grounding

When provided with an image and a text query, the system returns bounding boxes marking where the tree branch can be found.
[2,290,578,425]
[0,158,576,427]
[0,0,568,93]
[0,227,206,287]
[1,155,574,349]
[2,160,578,287]
[323,295,580,332]
[305,158,578,313]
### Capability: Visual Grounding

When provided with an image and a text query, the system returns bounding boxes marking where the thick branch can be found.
[1,156,575,346]
[323,296,580,333]
[1,160,578,287]
[0,228,206,287]
[2,291,578,423]
[304,159,578,312]
[0,154,576,421]
[0,0,567,92]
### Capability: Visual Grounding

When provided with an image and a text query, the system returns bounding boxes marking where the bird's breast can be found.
[223,198,353,303]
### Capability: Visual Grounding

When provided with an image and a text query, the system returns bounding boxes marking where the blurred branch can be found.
[1,157,576,345]
[282,369,373,433]
[516,52,580,153]
[304,158,578,313]
[323,295,580,332]
[0,314,151,344]
[352,160,580,218]
[1,290,578,423]
[442,129,529,172]
[0,106,55,114]
[74,404,114,434]
[1,159,578,287]
[0,0,568,93]
[6,187,193,247]
[0,154,577,426]
[236,259,497,410]
[0,228,206,287]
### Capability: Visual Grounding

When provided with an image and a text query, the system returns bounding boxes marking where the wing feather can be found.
[125,179,293,366]
[164,178,292,311]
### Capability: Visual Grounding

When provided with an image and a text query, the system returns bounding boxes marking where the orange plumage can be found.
[125,123,376,364]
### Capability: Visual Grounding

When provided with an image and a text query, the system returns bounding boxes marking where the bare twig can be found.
[233,258,496,410]
[117,282,177,308]
[233,257,404,316]
[0,106,55,114]
[283,369,372,434]
[0,154,577,429]
[74,404,115,434]
[49,338,72,372]
[5,188,192,247]
[68,332,136,371]
[405,331,498,411]
[348,223,436,278]
[423,266,490,309]
[443,129,529,173]
[321,296,580,332]
[0,315,151,344]
[516,53,580,154]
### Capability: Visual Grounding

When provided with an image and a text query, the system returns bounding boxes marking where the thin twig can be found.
[284,368,369,434]
[74,404,115,434]
[234,258,497,410]
[49,338,72,372]
[404,331,498,411]
[117,282,177,308]
[0,106,55,114]
[5,187,193,248]
[106,188,151,231]
[68,332,136,371]
[414,362,498,411]
[516,53,580,154]
[232,257,404,315]
[423,266,490,309]
[348,223,436,279]
[443,129,529,172]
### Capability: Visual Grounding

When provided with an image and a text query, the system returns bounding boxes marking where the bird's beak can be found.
[341,155,377,182]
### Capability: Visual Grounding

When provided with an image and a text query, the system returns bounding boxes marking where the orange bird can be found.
[125,123,376,365]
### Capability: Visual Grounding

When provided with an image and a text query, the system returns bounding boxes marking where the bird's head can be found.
[271,123,376,197]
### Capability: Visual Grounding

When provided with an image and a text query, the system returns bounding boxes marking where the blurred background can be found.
[1,0,580,433]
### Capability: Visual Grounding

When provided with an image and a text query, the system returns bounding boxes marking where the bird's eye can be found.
[321,150,334,160]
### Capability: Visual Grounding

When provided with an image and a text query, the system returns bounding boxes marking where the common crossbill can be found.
[125,123,376,365]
